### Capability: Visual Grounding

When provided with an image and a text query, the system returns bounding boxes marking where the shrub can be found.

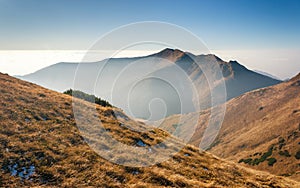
[278,137,285,144]
[240,146,275,166]
[251,158,260,165]
[63,89,112,107]
[279,150,291,157]
[267,158,277,166]
[242,158,252,164]
[278,137,286,150]
[253,152,262,156]
[260,146,273,162]
[295,151,300,159]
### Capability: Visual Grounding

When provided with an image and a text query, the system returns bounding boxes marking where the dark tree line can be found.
[63,89,112,107]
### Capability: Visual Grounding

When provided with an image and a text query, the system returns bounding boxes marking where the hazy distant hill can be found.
[0,72,299,187]
[18,48,281,120]
[254,70,281,80]
[159,72,300,181]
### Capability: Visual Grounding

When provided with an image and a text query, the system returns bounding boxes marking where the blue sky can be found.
[0,0,299,79]
[1,0,299,50]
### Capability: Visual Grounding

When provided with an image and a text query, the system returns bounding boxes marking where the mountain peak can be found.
[158,48,184,54]
[228,60,238,63]
[152,48,186,62]
[228,60,248,71]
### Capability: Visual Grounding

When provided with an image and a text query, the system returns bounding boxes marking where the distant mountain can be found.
[18,48,281,120]
[1,72,299,187]
[254,70,281,81]
[159,72,300,181]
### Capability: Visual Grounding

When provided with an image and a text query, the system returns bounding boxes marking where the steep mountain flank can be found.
[159,72,300,181]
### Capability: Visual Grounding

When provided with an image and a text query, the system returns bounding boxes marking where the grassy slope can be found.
[158,73,300,181]
[0,73,299,187]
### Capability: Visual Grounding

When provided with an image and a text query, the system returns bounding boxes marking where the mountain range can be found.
[18,48,281,120]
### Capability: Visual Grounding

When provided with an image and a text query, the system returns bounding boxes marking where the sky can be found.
[0,0,299,79]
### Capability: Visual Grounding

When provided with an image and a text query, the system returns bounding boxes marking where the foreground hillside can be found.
[0,73,298,187]
[159,73,300,181]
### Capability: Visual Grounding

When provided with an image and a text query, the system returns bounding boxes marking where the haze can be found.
[0,0,300,79]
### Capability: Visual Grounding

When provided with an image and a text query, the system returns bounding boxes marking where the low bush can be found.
[239,146,274,166]
[267,158,277,166]
[295,151,300,159]
[279,150,291,157]
[260,146,273,162]
[278,137,286,150]
[239,158,252,164]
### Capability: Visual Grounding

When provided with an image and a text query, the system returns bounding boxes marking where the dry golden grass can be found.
[0,72,299,187]
[159,73,300,182]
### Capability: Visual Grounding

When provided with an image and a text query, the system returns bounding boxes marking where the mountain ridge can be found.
[18,48,281,120]
[157,71,300,181]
